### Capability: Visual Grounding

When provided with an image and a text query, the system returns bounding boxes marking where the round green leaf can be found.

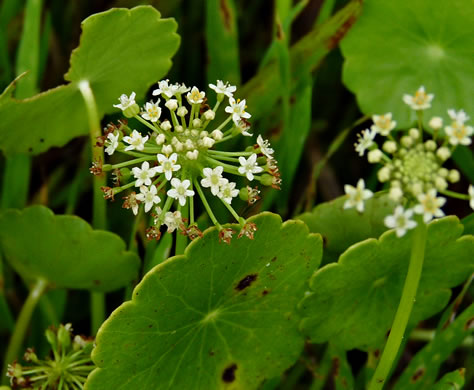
[0,206,140,292]
[297,193,395,264]
[0,6,180,156]
[299,217,474,350]
[85,213,322,390]
[341,0,474,127]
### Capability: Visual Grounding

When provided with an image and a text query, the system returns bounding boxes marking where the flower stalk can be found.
[368,216,427,390]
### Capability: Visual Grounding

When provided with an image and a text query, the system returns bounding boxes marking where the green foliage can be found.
[432,369,465,390]
[299,217,474,350]
[393,304,473,390]
[341,0,474,128]
[85,213,322,390]
[297,193,395,264]
[0,206,140,292]
[0,6,180,156]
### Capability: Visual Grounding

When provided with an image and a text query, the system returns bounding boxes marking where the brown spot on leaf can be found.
[235,274,258,291]
[411,367,425,383]
[271,256,277,262]
[222,363,237,383]
[209,350,215,356]
[276,19,284,40]
[93,280,101,286]
[219,0,233,31]
[327,13,358,50]
[374,349,380,359]
[464,317,474,330]
[262,290,269,296]
[331,357,340,377]
[322,236,328,248]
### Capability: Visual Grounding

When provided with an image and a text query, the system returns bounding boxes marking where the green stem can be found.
[368,217,427,390]
[175,202,188,255]
[194,179,221,228]
[90,292,105,335]
[78,80,106,335]
[2,278,48,384]
[438,189,469,201]
[208,150,254,157]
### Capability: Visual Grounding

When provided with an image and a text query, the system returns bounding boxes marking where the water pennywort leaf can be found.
[0,6,180,156]
[299,216,474,350]
[0,206,140,292]
[85,213,322,390]
[341,0,474,128]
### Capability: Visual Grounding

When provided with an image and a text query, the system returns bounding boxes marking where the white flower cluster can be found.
[346,86,473,237]
[97,80,281,243]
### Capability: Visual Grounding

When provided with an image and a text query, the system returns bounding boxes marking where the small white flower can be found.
[201,166,227,195]
[167,178,194,206]
[105,131,119,155]
[225,98,251,124]
[152,79,178,98]
[445,122,473,146]
[236,119,253,136]
[174,83,190,94]
[429,116,443,129]
[371,113,396,136]
[414,189,446,223]
[354,128,376,156]
[123,130,148,151]
[141,100,161,122]
[164,211,182,232]
[384,206,417,237]
[343,179,373,212]
[156,153,181,181]
[186,86,206,104]
[402,86,434,110]
[113,92,136,111]
[136,185,161,213]
[447,109,469,124]
[238,153,263,181]
[469,185,474,210]
[131,161,158,187]
[209,80,236,98]
[256,135,274,158]
[217,181,239,204]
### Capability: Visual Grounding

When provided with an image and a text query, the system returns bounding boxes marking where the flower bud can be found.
[211,129,223,140]
[408,128,420,140]
[378,166,391,182]
[58,324,72,351]
[436,146,450,161]
[156,133,166,145]
[448,169,460,183]
[160,120,172,131]
[368,149,383,163]
[202,137,215,148]
[192,118,202,128]
[186,150,199,160]
[162,144,173,155]
[435,176,448,191]
[429,116,443,129]
[175,125,184,133]
[184,139,195,150]
[401,136,413,147]
[424,140,437,151]
[177,106,188,117]
[165,99,178,111]
[382,141,397,154]
[203,109,215,121]
[389,187,403,202]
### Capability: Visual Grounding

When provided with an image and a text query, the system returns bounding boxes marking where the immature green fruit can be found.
[261,173,274,186]
[123,103,140,118]
[239,186,248,201]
